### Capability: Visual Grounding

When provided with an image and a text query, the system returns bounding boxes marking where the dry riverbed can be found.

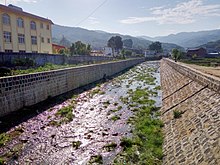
[0,61,162,165]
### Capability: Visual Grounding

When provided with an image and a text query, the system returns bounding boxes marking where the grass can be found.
[154,85,161,90]
[89,155,103,164]
[103,142,117,151]
[173,110,183,119]
[180,57,220,67]
[114,67,163,164]
[0,143,24,163]
[72,141,82,149]
[111,115,121,121]
[0,157,5,164]
[56,105,74,122]
[0,127,24,147]
[117,106,122,111]
[114,106,164,164]
[12,63,80,75]
[0,133,10,147]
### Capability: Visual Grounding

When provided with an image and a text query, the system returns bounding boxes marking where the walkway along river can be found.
[0,61,163,164]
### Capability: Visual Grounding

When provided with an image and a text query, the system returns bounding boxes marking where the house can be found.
[186,47,207,58]
[0,4,53,54]
[90,50,104,56]
[52,43,66,54]
[104,47,116,57]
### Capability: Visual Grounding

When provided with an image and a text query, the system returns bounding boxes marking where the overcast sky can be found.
[1,0,220,37]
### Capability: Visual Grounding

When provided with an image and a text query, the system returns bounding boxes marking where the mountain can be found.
[144,29,220,48]
[52,24,182,51]
[200,39,220,53]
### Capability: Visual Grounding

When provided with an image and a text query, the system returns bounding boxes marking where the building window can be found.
[2,14,10,25]
[41,37,44,43]
[18,34,25,44]
[19,50,26,53]
[40,23,43,29]
[47,38,50,43]
[5,49,13,53]
[3,31,12,43]
[32,51,38,53]
[30,21,36,30]
[31,36,37,45]
[17,18,24,28]
[46,24,49,30]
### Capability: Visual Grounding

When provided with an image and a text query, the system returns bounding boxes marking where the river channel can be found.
[0,61,161,165]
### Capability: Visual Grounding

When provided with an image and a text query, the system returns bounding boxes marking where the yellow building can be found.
[0,4,53,54]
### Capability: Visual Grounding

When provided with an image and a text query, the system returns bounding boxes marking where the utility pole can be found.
[5,0,7,5]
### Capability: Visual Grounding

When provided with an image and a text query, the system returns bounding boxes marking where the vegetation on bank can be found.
[180,57,220,67]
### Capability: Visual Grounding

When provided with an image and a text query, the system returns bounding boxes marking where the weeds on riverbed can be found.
[103,142,117,151]
[114,106,163,164]
[0,133,10,147]
[114,70,163,165]
[111,115,121,121]
[0,127,24,147]
[88,155,103,164]
[72,141,82,149]
[56,106,74,122]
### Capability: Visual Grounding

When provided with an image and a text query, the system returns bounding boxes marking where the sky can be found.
[1,0,220,37]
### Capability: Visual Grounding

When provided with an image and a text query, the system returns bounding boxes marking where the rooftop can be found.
[0,4,53,24]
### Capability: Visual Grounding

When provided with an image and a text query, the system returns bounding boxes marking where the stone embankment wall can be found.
[0,58,144,116]
[161,58,220,165]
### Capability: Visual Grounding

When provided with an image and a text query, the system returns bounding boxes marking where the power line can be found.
[75,0,108,26]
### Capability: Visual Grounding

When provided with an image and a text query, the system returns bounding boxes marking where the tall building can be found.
[0,4,53,54]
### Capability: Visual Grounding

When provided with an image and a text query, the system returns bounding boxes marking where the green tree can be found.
[172,48,181,62]
[70,41,91,55]
[59,48,65,55]
[123,39,133,48]
[107,36,123,56]
[70,43,75,55]
[149,41,163,53]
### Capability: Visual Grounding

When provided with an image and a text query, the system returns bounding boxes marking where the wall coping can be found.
[163,58,220,93]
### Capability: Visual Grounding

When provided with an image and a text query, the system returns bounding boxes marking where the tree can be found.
[149,41,163,53]
[69,41,91,55]
[123,39,133,48]
[107,36,123,56]
[172,48,181,62]
[70,43,75,55]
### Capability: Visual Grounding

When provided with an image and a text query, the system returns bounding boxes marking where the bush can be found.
[173,110,183,119]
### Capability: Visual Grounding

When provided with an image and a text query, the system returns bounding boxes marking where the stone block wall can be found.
[0,58,144,116]
[161,59,220,165]
[163,58,220,93]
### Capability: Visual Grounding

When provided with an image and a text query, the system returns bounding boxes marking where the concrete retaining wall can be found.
[0,58,144,116]
[163,58,220,93]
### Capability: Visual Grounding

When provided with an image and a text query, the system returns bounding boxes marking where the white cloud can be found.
[88,17,100,25]
[120,0,220,25]
[0,0,38,4]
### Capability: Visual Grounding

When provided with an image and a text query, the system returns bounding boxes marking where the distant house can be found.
[104,47,118,57]
[91,50,104,56]
[186,47,207,58]
[52,43,66,54]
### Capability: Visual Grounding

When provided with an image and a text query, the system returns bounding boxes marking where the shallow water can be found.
[0,61,161,165]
